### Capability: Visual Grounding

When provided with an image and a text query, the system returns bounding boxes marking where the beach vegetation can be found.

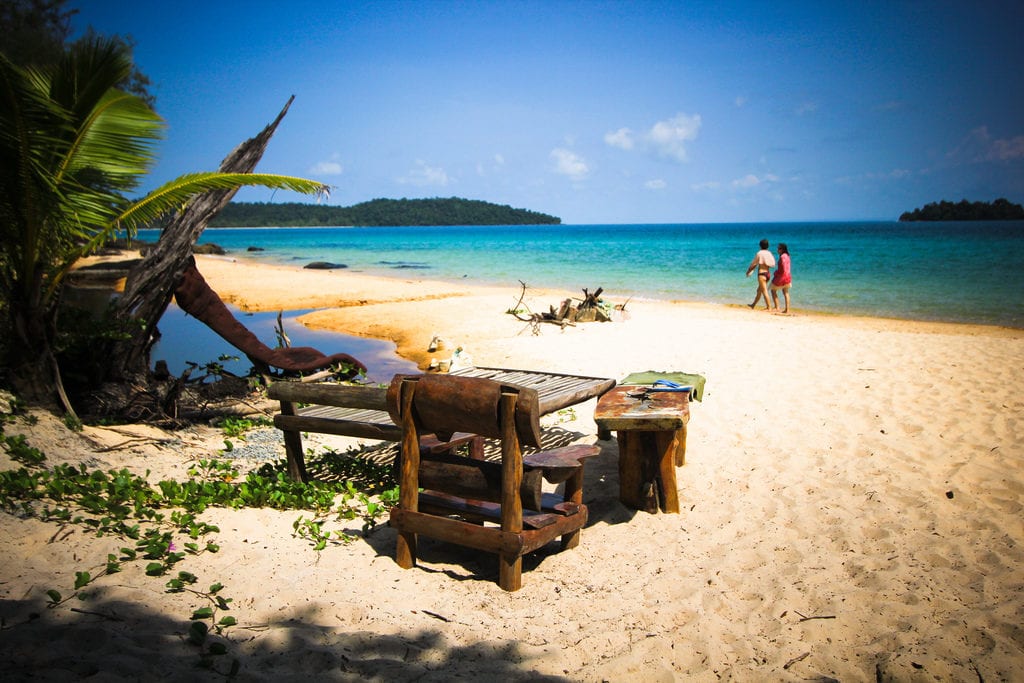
[209,196,561,227]
[0,420,393,674]
[899,198,1024,221]
[213,415,272,439]
[0,36,327,411]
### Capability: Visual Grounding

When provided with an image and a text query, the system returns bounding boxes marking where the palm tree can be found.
[0,37,327,406]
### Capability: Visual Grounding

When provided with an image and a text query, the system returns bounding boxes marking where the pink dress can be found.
[772,253,791,286]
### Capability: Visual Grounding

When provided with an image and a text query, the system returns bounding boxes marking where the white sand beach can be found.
[2,254,1022,681]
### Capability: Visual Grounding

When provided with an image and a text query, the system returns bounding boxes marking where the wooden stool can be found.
[595,386,690,513]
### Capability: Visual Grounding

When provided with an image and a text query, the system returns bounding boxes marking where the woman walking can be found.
[770,243,792,314]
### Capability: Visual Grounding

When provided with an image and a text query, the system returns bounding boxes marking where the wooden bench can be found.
[267,367,616,482]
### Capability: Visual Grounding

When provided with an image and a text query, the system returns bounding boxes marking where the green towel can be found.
[620,371,707,402]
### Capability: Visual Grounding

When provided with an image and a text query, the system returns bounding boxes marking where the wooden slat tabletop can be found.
[450,366,616,414]
[291,367,615,429]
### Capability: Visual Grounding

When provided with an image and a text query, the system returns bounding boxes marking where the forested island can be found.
[899,198,1024,221]
[208,197,560,227]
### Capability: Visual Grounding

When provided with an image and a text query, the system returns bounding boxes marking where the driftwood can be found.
[509,281,616,331]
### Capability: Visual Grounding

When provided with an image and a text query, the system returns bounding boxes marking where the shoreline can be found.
[182,220,1024,330]
[192,254,1024,370]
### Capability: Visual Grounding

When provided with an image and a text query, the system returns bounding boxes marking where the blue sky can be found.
[73,0,1024,224]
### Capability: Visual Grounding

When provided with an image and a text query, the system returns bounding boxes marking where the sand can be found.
[2,254,1022,681]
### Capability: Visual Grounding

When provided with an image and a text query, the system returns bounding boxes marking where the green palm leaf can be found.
[2,35,331,398]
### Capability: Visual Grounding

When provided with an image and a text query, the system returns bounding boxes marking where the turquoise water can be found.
[143,221,1024,329]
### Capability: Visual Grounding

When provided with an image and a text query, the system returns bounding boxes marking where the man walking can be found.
[745,238,775,310]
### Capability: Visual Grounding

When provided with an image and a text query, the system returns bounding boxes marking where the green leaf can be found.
[188,621,208,645]
[218,616,237,627]
[192,607,214,620]
[74,571,91,589]
[46,589,62,604]
[144,562,165,576]
[208,642,227,655]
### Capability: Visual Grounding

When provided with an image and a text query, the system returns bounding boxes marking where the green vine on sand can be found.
[0,414,398,675]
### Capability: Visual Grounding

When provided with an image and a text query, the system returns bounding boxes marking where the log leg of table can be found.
[616,430,663,513]
[674,425,687,467]
[654,430,680,513]
[616,429,680,514]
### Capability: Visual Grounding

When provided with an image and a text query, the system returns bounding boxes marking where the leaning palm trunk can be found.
[114,97,294,379]
[84,98,296,417]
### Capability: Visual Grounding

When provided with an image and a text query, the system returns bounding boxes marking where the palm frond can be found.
[66,173,330,263]
[114,172,330,233]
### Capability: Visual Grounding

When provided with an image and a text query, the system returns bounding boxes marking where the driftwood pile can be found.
[510,282,624,330]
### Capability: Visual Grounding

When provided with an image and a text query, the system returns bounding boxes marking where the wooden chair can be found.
[386,373,599,591]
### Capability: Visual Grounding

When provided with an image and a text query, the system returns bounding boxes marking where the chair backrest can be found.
[387,372,593,591]
[386,374,542,448]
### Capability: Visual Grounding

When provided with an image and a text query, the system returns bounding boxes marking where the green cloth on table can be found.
[620,371,707,402]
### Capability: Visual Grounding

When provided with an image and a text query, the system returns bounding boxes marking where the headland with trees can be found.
[899,198,1024,221]
[208,197,561,227]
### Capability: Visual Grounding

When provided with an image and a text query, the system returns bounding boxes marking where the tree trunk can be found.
[83,97,295,416]
[5,269,61,408]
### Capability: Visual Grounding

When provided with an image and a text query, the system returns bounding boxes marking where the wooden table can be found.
[594,386,690,513]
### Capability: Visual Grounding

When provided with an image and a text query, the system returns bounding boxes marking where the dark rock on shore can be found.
[247,246,264,251]
[304,261,348,270]
[193,243,226,255]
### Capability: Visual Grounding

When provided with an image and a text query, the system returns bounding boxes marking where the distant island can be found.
[899,198,1024,221]
[208,197,561,227]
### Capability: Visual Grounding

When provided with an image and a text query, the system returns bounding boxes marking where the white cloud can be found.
[950,126,1024,163]
[645,179,667,190]
[989,135,1024,160]
[605,113,701,162]
[732,173,779,189]
[550,148,589,180]
[477,153,507,177]
[604,127,635,150]
[691,180,721,191]
[309,160,343,175]
[647,113,702,162]
[734,96,747,108]
[400,160,449,186]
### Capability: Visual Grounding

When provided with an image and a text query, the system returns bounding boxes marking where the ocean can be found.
[139,221,1024,380]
